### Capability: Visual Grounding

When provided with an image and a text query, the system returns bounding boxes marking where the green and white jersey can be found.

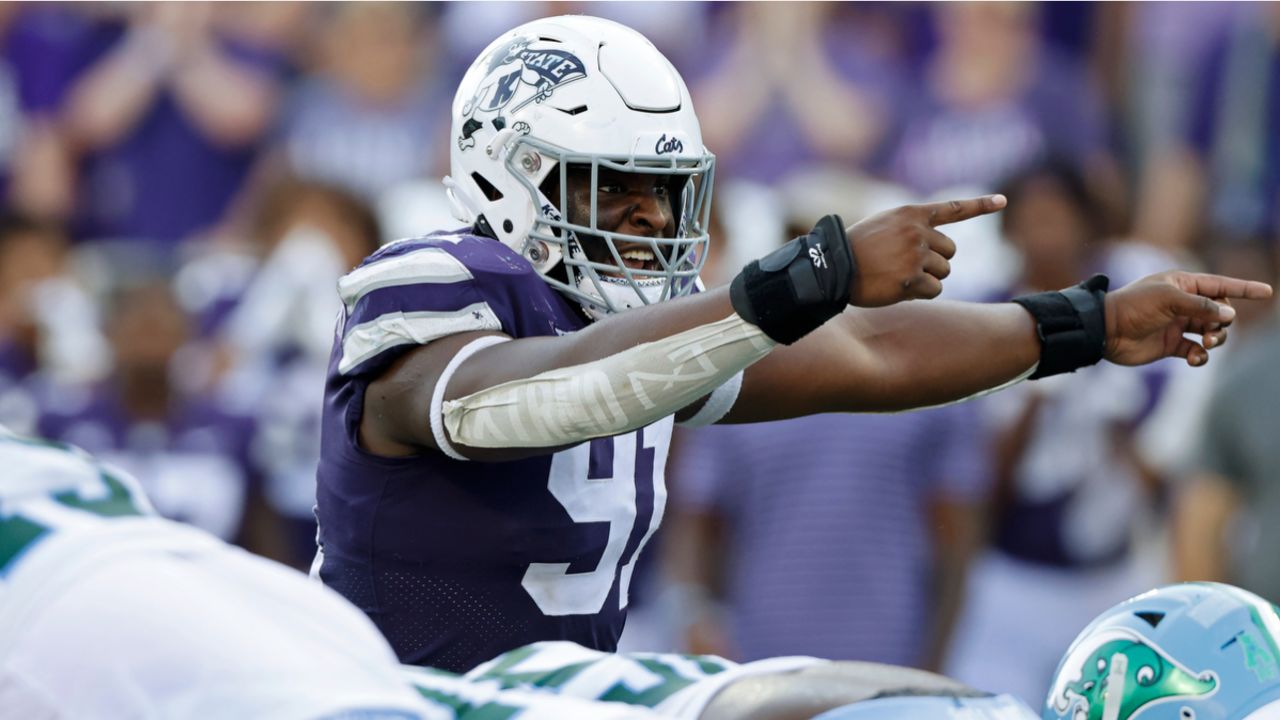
[463,641,736,710]
[459,641,818,719]
[403,664,663,719]
[0,431,160,587]
[0,430,441,719]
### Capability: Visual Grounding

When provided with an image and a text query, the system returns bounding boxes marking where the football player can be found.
[313,14,1272,672]
[0,427,655,719]
[1043,582,1280,720]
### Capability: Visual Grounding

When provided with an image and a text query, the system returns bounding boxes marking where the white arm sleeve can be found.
[442,314,775,451]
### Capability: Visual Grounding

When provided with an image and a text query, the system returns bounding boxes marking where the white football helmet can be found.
[444,15,715,318]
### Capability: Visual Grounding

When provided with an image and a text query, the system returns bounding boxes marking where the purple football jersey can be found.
[315,231,673,672]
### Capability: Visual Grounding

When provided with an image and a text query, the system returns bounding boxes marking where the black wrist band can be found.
[729,214,856,345]
[1011,274,1110,379]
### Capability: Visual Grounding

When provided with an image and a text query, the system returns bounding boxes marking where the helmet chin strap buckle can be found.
[485,128,523,159]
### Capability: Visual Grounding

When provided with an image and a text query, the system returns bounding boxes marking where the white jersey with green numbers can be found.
[0,430,160,589]
[0,429,439,720]
[458,641,819,719]
[402,664,664,719]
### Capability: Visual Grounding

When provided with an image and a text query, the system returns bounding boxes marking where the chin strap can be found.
[443,175,481,224]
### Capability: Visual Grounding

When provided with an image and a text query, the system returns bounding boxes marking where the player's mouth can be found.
[617,246,662,274]
[582,240,664,277]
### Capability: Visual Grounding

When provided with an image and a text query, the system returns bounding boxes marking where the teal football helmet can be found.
[1044,582,1280,720]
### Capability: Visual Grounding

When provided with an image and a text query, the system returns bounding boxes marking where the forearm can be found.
[64,31,168,150]
[444,288,772,455]
[367,287,768,460]
[451,286,740,395]
[171,41,277,147]
[730,300,1039,420]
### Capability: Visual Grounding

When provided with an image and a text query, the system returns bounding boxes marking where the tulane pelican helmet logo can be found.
[460,35,588,131]
[1049,629,1218,720]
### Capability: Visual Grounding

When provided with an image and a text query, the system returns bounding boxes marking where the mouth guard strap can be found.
[442,314,775,451]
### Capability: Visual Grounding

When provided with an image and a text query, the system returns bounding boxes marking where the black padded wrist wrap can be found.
[1012,274,1110,379]
[729,214,856,345]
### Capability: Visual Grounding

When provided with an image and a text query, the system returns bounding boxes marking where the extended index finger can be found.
[920,194,1008,227]
[1178,272,1274,301]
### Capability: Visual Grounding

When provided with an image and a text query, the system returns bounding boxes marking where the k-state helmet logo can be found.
[459,36,588,151]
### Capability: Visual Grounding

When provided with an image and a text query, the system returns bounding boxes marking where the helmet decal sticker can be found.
[1241,605,1280,683]
[459,35,588,151]
[1050,629,1218,720]
[1241,632,1280,684]
[654,133,684,155]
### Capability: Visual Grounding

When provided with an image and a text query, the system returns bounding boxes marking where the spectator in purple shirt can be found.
[886,3,1108,196]
[36,280,257,545]
[278,3,449,202]
[58,3,284,248]
[944,162,1177,706]
[211,179,383,567]
[665,401,989,670]
[690,3,904,184]
[664,171,992,667]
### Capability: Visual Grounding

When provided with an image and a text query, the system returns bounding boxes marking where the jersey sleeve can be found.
[333,236,527,380]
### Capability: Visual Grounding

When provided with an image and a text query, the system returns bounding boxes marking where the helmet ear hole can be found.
[502,220,514,234]
[1135,611,1165,628]
[472,173,504,201]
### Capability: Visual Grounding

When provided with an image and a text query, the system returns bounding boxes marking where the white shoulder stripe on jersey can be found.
[339,303,503,375]
[338,246,474,310]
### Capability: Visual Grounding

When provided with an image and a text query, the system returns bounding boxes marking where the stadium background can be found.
[0,1,1275,708]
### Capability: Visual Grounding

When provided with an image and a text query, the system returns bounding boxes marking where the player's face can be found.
[563,166,677,277]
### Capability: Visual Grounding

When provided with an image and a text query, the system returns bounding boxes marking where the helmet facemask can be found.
[509,135,714,319]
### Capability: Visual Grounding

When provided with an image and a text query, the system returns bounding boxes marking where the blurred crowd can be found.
[0,1,1277,709]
